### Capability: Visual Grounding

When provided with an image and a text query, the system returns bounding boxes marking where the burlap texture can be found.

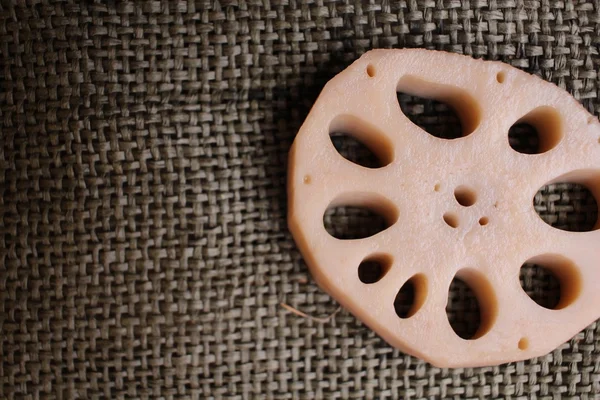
[1,1,599,398]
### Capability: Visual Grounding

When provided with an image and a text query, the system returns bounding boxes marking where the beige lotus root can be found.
[287,49,600,368]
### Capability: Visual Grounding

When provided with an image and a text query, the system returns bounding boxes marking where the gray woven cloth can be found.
[1,1,600,398]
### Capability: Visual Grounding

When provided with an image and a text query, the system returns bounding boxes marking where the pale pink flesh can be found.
[288,49,600,368]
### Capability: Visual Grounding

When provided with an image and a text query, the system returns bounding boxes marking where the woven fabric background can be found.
[1,0,600,399]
